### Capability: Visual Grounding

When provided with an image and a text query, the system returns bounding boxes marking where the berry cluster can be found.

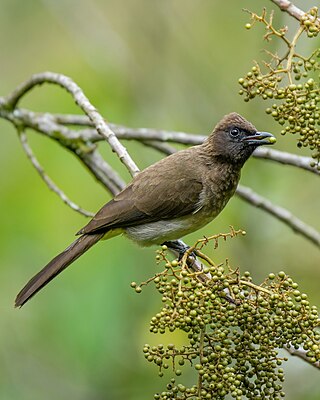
[133,232,320,399]
[239,8,320,164]
[301,7,320,38]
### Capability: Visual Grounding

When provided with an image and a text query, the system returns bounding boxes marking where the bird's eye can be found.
[229,127,240,137]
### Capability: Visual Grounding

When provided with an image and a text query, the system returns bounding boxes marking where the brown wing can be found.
[78,149,204,235]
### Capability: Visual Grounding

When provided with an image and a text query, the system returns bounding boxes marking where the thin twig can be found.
[18,129,94,217]
[197,328,205,396]
[53,113,94,126]
[141,140,177,155]
[236,185,320,247]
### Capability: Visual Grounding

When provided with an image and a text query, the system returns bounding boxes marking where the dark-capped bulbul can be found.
[15,113,276,307]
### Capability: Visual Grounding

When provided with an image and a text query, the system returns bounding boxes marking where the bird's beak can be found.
[242,131,276,146]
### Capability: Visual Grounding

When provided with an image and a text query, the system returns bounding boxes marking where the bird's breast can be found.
[203,167,240,214]
[124,211,216,246]
[125,165,241,247]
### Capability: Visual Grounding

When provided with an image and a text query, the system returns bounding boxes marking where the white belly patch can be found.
[125,213,215,246]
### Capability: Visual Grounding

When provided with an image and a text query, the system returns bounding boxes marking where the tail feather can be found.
[15,233,104,308]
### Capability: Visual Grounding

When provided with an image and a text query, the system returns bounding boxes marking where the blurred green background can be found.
[0,1,319,399]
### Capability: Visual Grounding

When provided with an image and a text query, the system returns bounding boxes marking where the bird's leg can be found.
[162,241,237,305]
[161,240,190,260]
[162,239,212,288]
[161,240,203,273]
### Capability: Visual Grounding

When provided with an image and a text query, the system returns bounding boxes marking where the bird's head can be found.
[206,112,276,165]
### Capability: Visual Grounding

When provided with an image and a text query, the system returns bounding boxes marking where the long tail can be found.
[15,233,104,308]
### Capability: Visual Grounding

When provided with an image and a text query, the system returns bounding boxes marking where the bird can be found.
[15,112,276,307]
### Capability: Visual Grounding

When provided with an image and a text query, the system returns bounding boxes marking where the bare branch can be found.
[285,345,320,369]
[77,149,125,195]
[253,147,319,175]
[18,129,94,218]
[1,78,319,248]
[269,0,306,22]
[141,140,176,155]
[0,72,139,177]
[236,185,320,247]
[2,108,318,175]
[53,113,94,126]
[53,113,205,145]
[49,113,320,175]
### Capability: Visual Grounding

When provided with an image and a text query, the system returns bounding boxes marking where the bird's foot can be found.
[161,240,212,283]
[161,240,194,261]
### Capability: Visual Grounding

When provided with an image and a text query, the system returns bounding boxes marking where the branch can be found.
[0,76,319,249]
[0,72,139,177]
[270,0,320,29]
[42,113,320,175]
[269,0,305,22]
[285,345,320,369]
[141,140,177,155]
[236,185,320,247]
[253,146,319,175]
[53,112,206,145]
[2,109,318,175]
[78,149,125,195]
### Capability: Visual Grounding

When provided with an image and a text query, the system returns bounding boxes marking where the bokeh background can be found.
[0,1,319,399]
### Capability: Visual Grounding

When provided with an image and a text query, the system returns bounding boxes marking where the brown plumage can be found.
[15,113,276,307]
